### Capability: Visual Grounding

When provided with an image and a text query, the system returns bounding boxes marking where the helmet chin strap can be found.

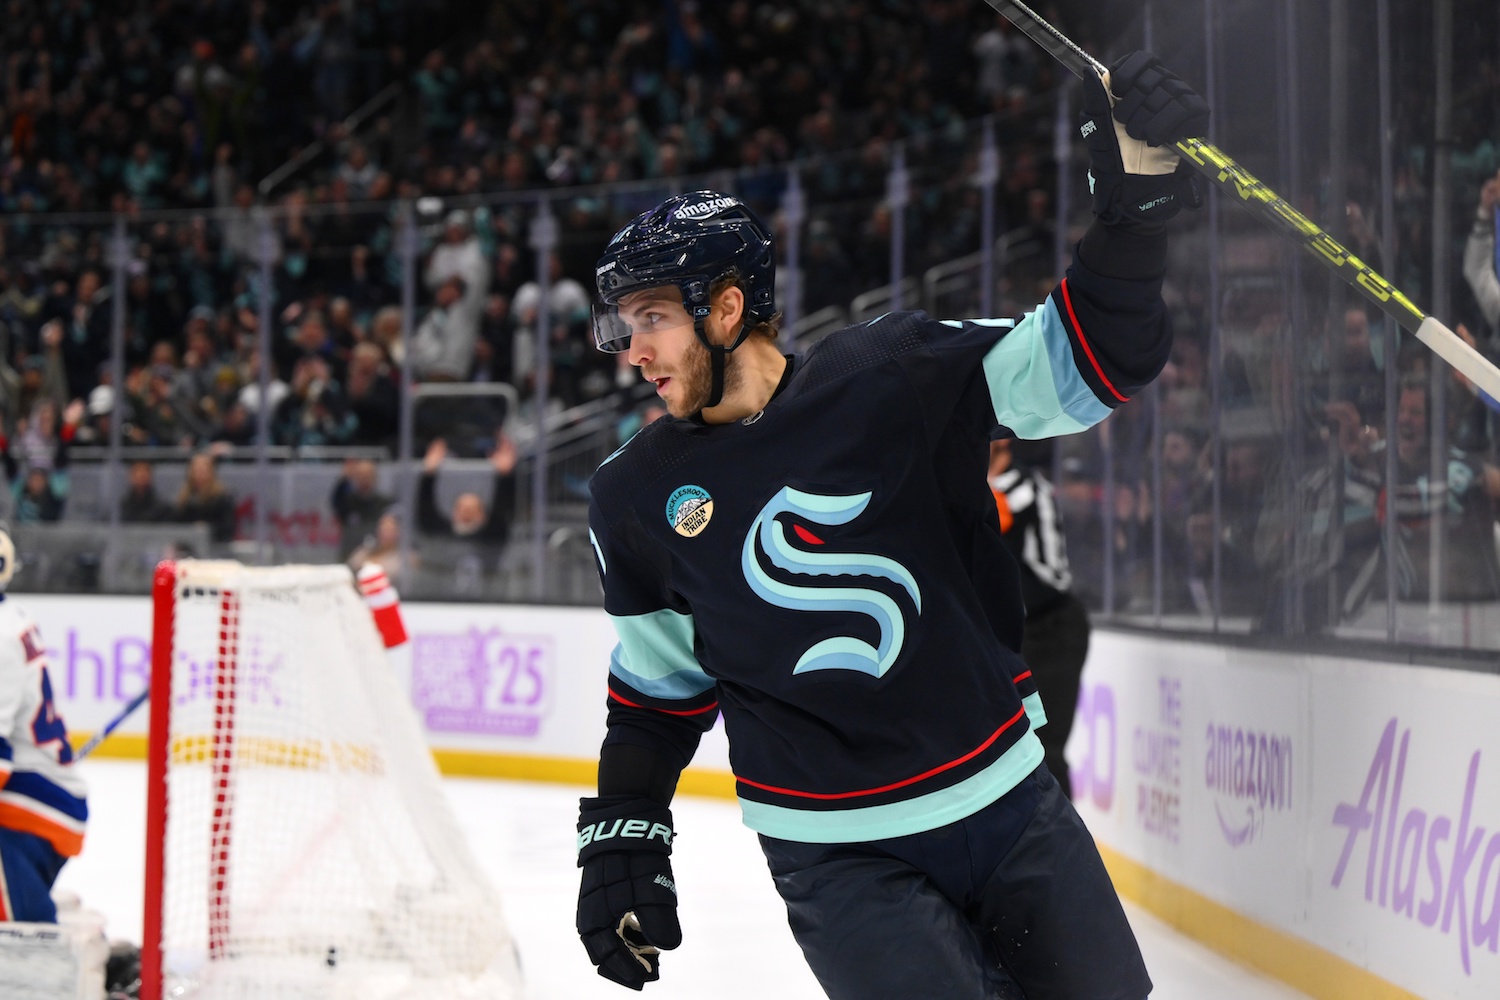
[692,312,753,410]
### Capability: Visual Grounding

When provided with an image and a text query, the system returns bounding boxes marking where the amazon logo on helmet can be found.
[674,195,741,221]
[592,190,777,353]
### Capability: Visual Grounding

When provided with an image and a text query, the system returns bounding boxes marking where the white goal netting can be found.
[150,561,522,1000]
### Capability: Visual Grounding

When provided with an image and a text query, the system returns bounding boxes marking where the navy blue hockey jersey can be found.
[587,252,1169,843]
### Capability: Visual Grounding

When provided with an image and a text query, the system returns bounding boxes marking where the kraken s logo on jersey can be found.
[741,487,921,678]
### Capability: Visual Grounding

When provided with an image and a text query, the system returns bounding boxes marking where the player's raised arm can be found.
[1063,51,1209,394]
[935,53,1208,442]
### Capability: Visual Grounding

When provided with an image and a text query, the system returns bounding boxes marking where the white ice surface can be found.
[56,759,1308,999]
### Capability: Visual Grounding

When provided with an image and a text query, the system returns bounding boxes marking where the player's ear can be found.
[711,284,745,343]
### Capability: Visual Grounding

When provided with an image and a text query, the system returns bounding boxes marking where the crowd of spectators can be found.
[1051,164,1500,639]
[3,0,1054,211]
[1,0,1065,467]
[4,0,1500,638]
[2,0,474,212]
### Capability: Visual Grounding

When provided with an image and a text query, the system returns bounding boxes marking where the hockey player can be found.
[0,529,89,921]
[577,53,1207,999]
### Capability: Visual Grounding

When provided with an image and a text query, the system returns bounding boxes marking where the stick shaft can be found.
[981,0,1500,402]
[984,0,1103,78]
[74,687,149,760]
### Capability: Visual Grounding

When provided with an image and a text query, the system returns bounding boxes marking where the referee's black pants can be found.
[1022,594,1091,799]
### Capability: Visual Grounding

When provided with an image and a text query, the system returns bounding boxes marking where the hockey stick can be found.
[73,688,149,761]
[981,0,1500,402]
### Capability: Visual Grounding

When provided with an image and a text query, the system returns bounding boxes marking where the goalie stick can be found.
[981,0,1500,402]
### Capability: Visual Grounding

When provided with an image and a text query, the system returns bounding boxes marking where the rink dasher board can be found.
[33,590,1500,996]
[32,594,735,780]
[1070,629,1500,1000]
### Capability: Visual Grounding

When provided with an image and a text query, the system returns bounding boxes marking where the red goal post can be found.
[142,560,521,1000]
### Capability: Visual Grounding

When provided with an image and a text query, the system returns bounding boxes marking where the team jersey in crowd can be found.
[0,597,88,856]
[588,249,1169,844]
[990,465,1074,618]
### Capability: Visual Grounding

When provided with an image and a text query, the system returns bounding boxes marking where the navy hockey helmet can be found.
[592,191,776,355]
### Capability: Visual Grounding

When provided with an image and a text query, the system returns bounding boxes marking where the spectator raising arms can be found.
[411,210,490,383]
[417,433,518,558]
[410,275,485,383]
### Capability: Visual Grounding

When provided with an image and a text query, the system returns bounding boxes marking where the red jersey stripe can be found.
[609,689,719,717]
[1059,279,1129,403]
[736,705,1028,800]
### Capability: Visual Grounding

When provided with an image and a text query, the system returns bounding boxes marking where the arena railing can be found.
[4,89,1495,656]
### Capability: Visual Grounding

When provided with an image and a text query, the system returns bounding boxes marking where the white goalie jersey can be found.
[0,596,88,857]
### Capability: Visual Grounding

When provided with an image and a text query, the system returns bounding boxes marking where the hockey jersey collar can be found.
[687,354,796,426]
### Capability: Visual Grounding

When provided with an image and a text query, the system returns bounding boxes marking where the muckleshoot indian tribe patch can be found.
[666,485,714,537]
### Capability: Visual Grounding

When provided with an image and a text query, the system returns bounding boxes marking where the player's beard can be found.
[664,334,741,418]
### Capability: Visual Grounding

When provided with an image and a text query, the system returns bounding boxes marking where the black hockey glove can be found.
[577,795,682,990]
[1080,51,1210,229]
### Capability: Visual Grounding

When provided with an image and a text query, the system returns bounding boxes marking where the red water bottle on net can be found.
[357,563,409,649]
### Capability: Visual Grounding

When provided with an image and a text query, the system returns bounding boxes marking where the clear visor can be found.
[591,296,695,354]
[591,304,634,354]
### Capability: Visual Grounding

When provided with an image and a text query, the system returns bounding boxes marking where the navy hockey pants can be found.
[0,827,68,922]
[759,765,1151,1000]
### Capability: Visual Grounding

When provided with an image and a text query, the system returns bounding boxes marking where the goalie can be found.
[577,52,1207,1000]
[0,528,89,923]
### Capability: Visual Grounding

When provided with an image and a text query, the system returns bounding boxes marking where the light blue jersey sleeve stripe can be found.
[980,301,1112,438]
[608,608,716,700]
[738,730,1044,843]
[1022,691,1048,730]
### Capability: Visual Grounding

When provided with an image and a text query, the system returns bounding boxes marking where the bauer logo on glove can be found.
[578,817,676,851]
[577,796,684,990]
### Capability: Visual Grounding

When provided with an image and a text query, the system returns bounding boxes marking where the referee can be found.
[988,437,1091,799]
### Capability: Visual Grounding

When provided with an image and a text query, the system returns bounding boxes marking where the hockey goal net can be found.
[143,560,522,1000]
